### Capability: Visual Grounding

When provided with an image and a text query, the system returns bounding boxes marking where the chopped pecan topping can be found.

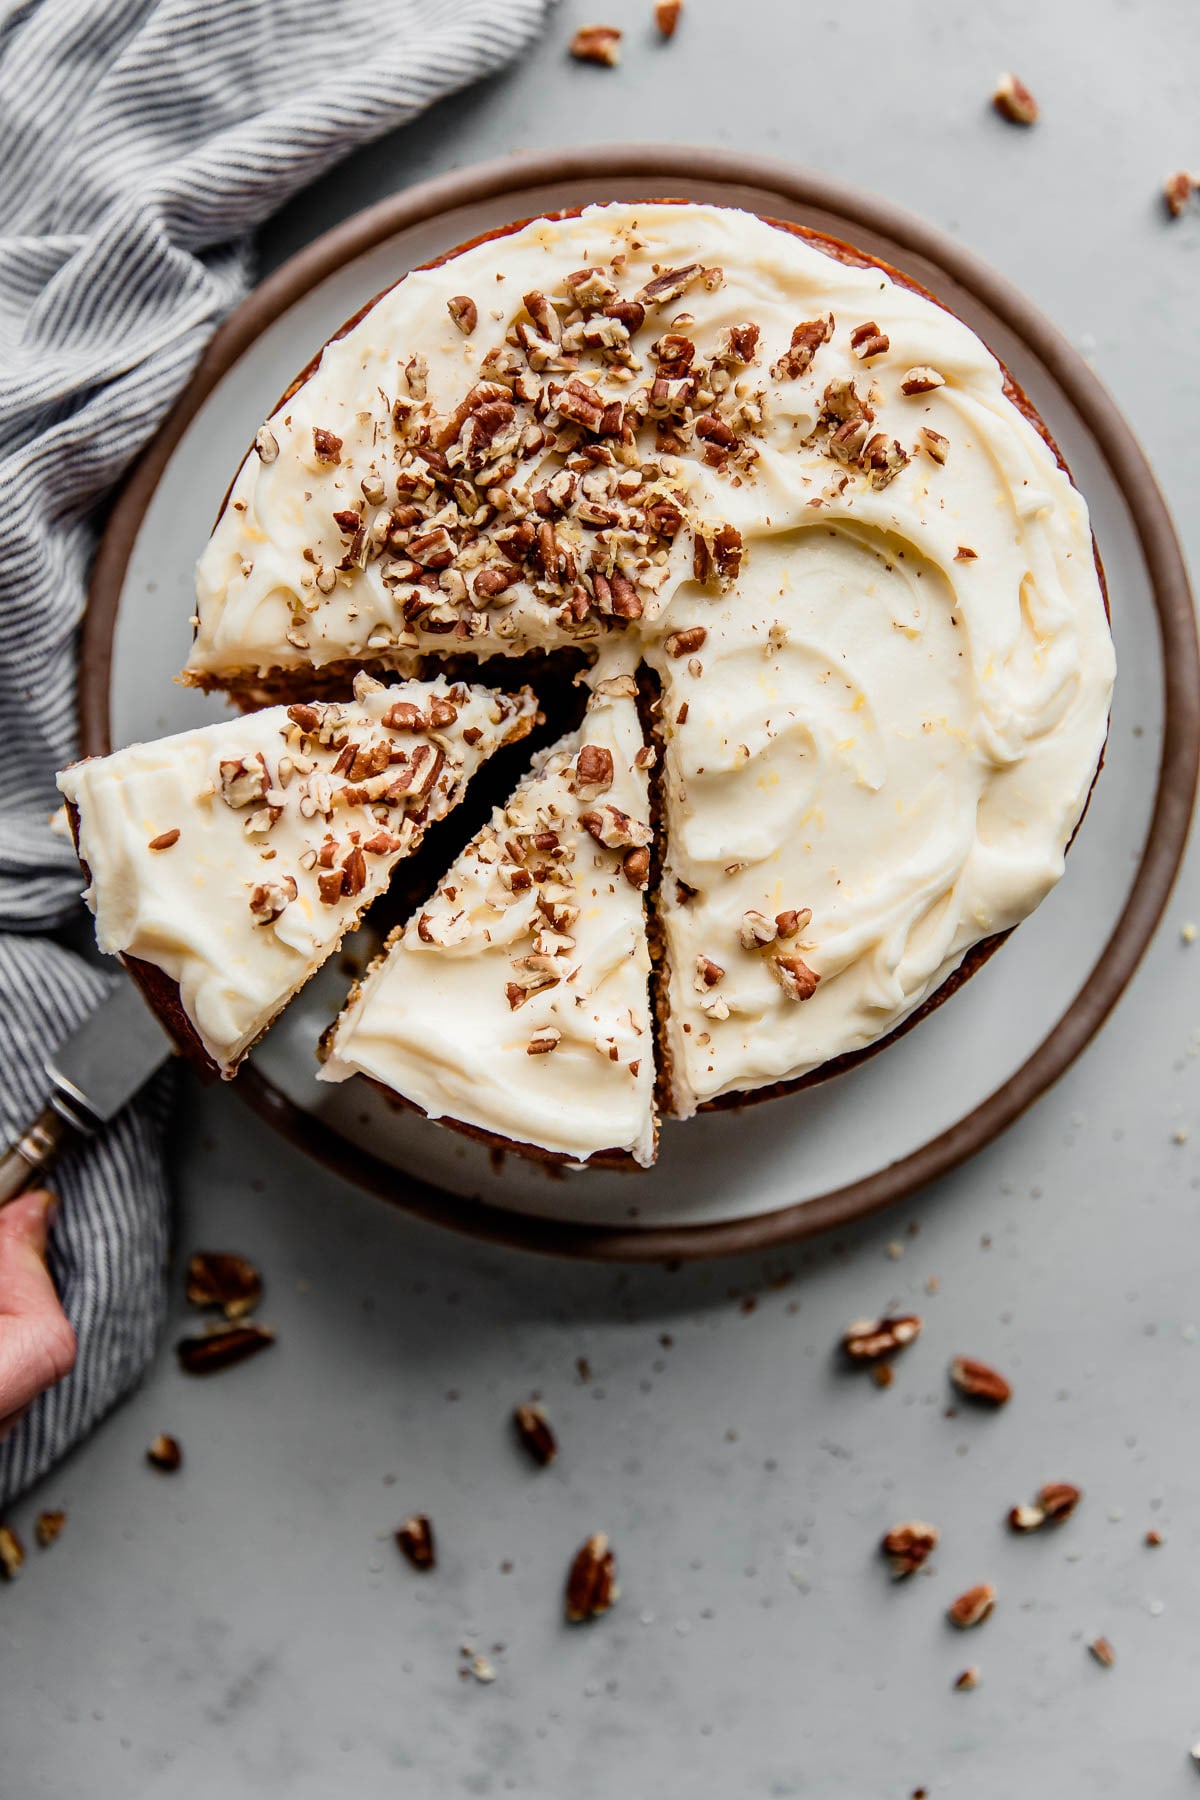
[175,1324,275,1376]
[1037,1481,1083,1523]
[919,426,950,465]
[771,315,833,380]
[622,845,650,890]
[565,1532,617,1621]
[993,72,1038,125]
[949,1355,1011,1406]
[526,1030,562,1055]
[569,23,622,64]
[318,868,346,905]
[396,1514,436,1570]
[1007,1502,1045,1533]
[774,907,811,939]
[580,804,651,850]
[850,321,890,360]
[34,1509,67,1549]
[218,754,269,810]
[665,625,707,658]
[695,955,725,989]
[513,1402,558,1465]
[146,1434,183,1473]
[249,875,297,923]
[655,0,682,35]
[635,264,702,308]
[772,954,820,1000]
[739,910,778,949]
[955,545,978,562]
[187,1251,263,1319]
[882,1520,939,1578]
[576,743,615,793]
[312,426,343,463]
[1165,170,1197,217]
[254,424,279,463]
[447,294,478,334]
[718,322,760,363]
[954,1667,980,1692]
[900,366,946,395]
[0,1524,25,1581]
[842,1313,922,1363]
[948,1583,995,1629]
[148,828,180,851]
[1089,1636,1115,1668]
[864,434,909,489]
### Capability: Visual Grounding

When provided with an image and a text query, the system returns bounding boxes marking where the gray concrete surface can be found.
[5,2,1200,1794]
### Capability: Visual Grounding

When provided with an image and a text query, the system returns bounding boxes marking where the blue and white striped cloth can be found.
[0,0,551,1505]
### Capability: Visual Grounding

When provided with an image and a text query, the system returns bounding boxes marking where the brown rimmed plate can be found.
[83,145,1199,1261]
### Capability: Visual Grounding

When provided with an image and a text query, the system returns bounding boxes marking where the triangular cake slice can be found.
[57,675,536,1077]
[320,654,658,1167]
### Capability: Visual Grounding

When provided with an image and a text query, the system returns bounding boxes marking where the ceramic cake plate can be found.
[83,147,1199,1259]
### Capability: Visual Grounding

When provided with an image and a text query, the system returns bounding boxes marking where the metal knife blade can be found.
[0,978,174,1205]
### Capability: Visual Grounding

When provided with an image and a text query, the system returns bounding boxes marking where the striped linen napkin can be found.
[0,0,551,1505]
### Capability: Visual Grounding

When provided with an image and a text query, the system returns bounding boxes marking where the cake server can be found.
[0,979,173,1206]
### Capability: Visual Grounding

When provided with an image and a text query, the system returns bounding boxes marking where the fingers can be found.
[0,1189,76,1423]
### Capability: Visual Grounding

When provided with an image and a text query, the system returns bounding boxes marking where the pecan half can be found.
[882,1520,939,1578]
[513,1402,558,1466]
[565,1531,617,1621]
[949,1355,1011,1406]
[993,72,1038,125]
[842,1314,922,1363]
[396,1514,436,1570]
[175,1324,275,1376]
[147,1433,183,1473]
[948,1583,995,1629]
[186,1251,263,1320]
[569,24,622,65]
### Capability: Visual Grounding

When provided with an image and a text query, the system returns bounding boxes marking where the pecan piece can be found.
[254,425,279,463]
[654,0,682,36]
[1007,1502,1045,1534]
[1165,170,1197,218]
[635,264,702,308]
[664,626,707,658]
[175,1324,275,1376]
[771,315,833,380]
[622,846,650,890]
[0,1524,25,1581]
[569,24,621,65]
[993,72,1038,125]
[919,426,950,465]
[565,1531,617,1621]
[1037,1481,1083,1523]
[772,954,820,1001]
[513,1402,558,1467]
[186,1251,263,1320]
[1089,1636,1115,1668]
[882,1520,939,1578]
[948,1583,995,1629]
[576,743,615,794]
[396,1514,436,1570]
[774,907,811,940]
[35,1509,67,1549]
[146,1433,183,1473]
[148,828,180,851]
[312,426,343,463]
[954,1667,980,1691]
[850,321,890,360]
[447,294,477,334]
[900,366,946,396]
[949,1356,1011,1407]
[842,1314,922,1363]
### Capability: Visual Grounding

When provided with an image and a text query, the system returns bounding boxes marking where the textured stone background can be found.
[5,3,1200,1794]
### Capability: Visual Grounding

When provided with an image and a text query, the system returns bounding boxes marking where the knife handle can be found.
[0,1106,73,1207]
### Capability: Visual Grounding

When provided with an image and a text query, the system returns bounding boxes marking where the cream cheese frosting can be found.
[320,648,657,1165]
[58,676,535,1073]
[105,198,1112,1140]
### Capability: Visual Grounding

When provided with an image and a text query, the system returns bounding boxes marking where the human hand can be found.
[0,1191,76,1442]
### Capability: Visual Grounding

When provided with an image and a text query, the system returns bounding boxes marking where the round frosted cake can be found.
[61,201,1115,1169]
